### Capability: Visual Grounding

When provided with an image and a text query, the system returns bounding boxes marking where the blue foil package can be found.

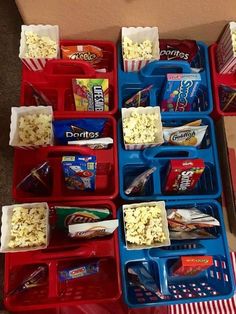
[161,73,201,112]
[53,119,107,145]
[62,155,96,191]
[59,262,99,282]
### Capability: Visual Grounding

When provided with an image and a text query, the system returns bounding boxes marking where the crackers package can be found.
[161,73,201,112]
[165,159,205,193]
[163,124,207,146]
[72,78,109,111]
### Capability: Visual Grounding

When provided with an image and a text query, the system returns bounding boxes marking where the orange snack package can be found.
[61,45,103,64]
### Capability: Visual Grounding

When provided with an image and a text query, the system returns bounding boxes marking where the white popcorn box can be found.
[121,27,160,72]
[122,106,164,150]
[0,202,50,253]
[9,106,54,149]
[216,22,236,74]
[19,24,59,71]
[122,201,170,250]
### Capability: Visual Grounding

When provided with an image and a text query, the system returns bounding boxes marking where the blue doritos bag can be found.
[53,119,107,145]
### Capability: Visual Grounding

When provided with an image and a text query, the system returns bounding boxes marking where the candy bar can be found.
[171,256,213,277]
[59,262,99,282]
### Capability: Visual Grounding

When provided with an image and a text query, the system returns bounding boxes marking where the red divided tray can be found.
[12,114,118,202]
[21,40,118,116]
[209,43,236,119]
[4,200,121,312]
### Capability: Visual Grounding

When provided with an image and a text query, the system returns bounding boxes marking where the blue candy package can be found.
[62,155,96,191]
[59,261,99,282]
[53,119,108,145]
[160,73,201,112]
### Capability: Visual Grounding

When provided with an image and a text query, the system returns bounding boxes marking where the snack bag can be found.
[165,159,205,193]
[72,78,109,111]
[171,256,213,277]
[163,124,208,147]
[62,156,96,191]
[161,73,201,112]
[68,137,113,149]
[124,85,153,108]
[59,261,99,282]
[219,85,236,112]
[53,118,108,145]
[68,219,119,239]
[8,265,48,296]
[125,167,156,195]
[127,265,170,299]
[55,206,110,229]
[61,45,103,64]
[167,207,220,240]
[159,39,198,63]
[17,162,53,195]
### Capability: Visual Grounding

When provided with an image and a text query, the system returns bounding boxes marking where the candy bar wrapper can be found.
[19,25,59,71]
[122,106,164,150]
[59,262,99,282]
[216,22,236,74]
[171,256,213,277]
[0,203,50,253]
[68,219,119,239]
[219,85,236,112]
[122,202,170,250]
[9,106,53,149]
[122,27,160,72]
[125,167,156,195]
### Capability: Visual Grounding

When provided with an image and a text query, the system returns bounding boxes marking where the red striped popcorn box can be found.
[19,25,59,71]
[122,27,160,72]
[122,106,164,150]
[216,22,236,74]
[9,106,54,149]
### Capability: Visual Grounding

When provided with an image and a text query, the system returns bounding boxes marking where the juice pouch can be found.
[72,78,109,111]
[62,155,96,191]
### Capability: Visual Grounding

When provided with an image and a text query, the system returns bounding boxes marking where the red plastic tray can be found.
[12,114,118,202]
[20,40,118,116]
[209,43,236,119]
[4,200,121,312]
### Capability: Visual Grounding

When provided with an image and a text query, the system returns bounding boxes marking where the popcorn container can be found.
[216,22,236,74]
[122,201,170,250]
[9,106,54,149]
[19,24,59,72]
[0,202,50,253]
[121,106,164,150]
[121,27,160,72]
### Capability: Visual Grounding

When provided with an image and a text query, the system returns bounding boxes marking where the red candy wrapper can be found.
[164,159,205,193]
[171,256,213,277]
[159,39,198,63]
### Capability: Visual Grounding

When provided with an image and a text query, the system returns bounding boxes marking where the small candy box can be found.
[165,159,205,193]
[9,106,53,148]
[19,24,59,71]
[216,22,236,74]
[72,78,109,111]
[161,73,201,112]
[121,27,160,72]
[62,156,96,191]
[0,202,49,253]
[171,256,213,277]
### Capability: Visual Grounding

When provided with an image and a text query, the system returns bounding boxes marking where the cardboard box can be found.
[216,117,236,235]
[16,0,236,44]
